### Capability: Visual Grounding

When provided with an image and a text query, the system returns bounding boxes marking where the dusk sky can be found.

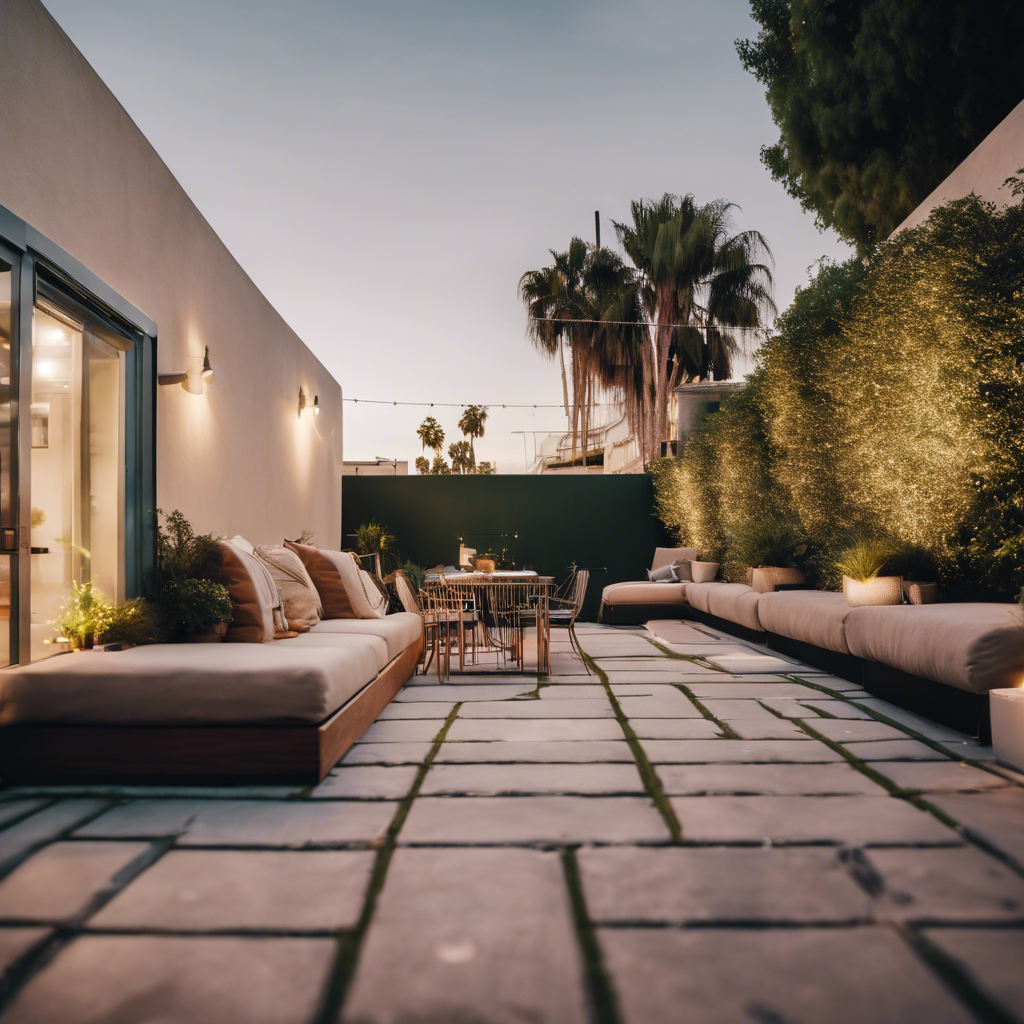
[44,0,851,472]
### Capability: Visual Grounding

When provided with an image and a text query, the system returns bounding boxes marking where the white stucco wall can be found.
[895,97,1024,234]
[0,0,343,546]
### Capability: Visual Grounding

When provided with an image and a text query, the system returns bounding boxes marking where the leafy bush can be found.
[396,561,426,593]
[148,509,232,640]
[158,577,233,639]
[652,190,1024,601]
[53,583,159,650]
[726,518,807,570]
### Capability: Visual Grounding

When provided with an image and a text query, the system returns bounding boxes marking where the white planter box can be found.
[990,688,1024,772]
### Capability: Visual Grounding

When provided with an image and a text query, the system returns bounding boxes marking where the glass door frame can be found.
[0,207,157,666]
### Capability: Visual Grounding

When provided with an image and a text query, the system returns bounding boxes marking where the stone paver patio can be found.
[1,621,1023,1023]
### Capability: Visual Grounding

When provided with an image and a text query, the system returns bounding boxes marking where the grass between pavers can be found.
[630,637,725,671]
[562,848,623,1024]
[670,686,741,740]
[584,655,683,843]
[312,701,464,1024]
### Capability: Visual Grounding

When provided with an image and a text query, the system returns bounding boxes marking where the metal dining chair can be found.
[519,568,589,674]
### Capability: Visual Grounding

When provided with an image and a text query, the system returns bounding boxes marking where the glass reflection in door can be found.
[30,305,123,660]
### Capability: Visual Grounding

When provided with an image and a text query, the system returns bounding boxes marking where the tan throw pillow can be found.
[316,549,388,619]
[285,541,358,619]
[219,540,286,642]
[255,545,321,632]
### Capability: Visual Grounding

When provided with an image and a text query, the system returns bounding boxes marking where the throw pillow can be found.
[647,564,677,583]
[284,541,358,619]
[321,549,388,618]
[672,559,693,582]
[255,545,322,631]
[219,540,286,642]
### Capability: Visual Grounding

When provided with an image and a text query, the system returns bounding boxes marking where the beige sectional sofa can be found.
[680,580,1023,741]
[0,538,425,783]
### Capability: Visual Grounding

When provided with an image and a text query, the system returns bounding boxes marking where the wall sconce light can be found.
[159,347,214,395]
[299,387,320,418]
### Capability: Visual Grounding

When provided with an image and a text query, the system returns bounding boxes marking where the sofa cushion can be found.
[319,549,388,619]
[0,642,382,726]
[308,612,422,663]
[601,581,688,608]
[757,591,854,654]
[845,603,1024,694]
[282,631,391,672]
[285,542,358,619]
[685,582,728,614]
[706,583,763,633]
[652,547,698,571]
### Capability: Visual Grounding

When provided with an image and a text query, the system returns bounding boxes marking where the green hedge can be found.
[653,191,1024,599]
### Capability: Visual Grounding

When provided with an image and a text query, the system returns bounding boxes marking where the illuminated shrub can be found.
[653,190,1024,599]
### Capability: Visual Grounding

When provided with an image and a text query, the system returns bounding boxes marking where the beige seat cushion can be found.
[845,603,1024,693]
[282,631,390,672]
[757,591,854,654]
[307,613,422,663]
[0,641,382,726]
[601,582,688,607]
[652,547,699,571]
[706,583,763,632]
[685,582,729,614]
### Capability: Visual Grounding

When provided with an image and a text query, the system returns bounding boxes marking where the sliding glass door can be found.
[29,301,125,660]
[0,252,13,667]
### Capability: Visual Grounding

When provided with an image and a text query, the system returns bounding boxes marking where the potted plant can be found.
[148,509,233,641]
[689,551,722,583]
[51,582,158,651]
[726,519,808,592]
[836,539,903,607]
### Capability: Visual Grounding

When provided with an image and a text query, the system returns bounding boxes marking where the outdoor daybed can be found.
[0,541,423,783]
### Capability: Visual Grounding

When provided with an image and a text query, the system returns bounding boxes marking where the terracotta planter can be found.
[902,581,938,605]
[690,561,720,583]
[751,566,806,594]
[842,575,903,607]
[191,622,228,643]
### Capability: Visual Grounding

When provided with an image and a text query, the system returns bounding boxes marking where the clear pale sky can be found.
[44,0,850,472]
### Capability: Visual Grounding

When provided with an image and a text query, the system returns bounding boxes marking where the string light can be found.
[344,399,611,408]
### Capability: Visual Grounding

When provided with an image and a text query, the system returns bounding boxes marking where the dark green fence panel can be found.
[341,474,672,622]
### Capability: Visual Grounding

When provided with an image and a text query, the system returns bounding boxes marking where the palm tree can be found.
[416,416,445,457]
[430,454,451,475]
[614,194,775,454]
[520,240,650,466]
[414,456,431,475]
[448,440,472,474]
[458,405,488,467]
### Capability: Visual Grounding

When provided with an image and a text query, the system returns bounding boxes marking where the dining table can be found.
[423,570,555,673]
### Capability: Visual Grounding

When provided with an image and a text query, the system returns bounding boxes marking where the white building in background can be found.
[342,459,408,476]
[528,403,645,474]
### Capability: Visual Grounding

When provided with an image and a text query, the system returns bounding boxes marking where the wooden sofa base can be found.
[683,607,767,645]
[599,600,689,626]
[0,636,423,785]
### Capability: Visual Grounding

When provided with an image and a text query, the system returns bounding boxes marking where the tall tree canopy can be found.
[736,0,1024,248]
